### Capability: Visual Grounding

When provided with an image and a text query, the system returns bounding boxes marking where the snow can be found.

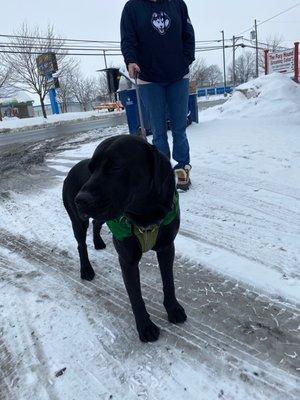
[177,116,300,301]
[197,93,228,102]
[177,74,300,303]
[200,73,300,120]
[0,73,299,399]
[0,110,121,133]
[0,90,33,104]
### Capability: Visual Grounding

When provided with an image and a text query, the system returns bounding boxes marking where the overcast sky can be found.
[1,0,299,77]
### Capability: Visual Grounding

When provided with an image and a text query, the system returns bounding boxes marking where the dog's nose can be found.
[75,192,93,210]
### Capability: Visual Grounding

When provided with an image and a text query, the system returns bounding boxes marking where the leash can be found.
[134,74,147,141]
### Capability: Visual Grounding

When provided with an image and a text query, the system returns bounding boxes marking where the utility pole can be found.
[221,30,227,95]
[103,50,108,69]
[232,36,243,87]
[232,35,236,87]
[255,19,259,78]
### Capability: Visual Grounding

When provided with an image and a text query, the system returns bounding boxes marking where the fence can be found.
[197,86,233,97]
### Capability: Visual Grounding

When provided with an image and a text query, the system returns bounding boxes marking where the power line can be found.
[0,33,229,45]
[236,2,300,36]
[243,37,289,50]
[262,20,300,23]
[0,44,234,53]
[195,39,232,43]
[0,33,120,44]
[0,50,123,56]
[0,32,235,48]
[0,37,240,56]
[258,2,300,26]
[0,33,258,58]
[0,48,231,56]
[0,43,121,52]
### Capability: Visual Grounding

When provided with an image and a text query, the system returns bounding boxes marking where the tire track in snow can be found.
[0,254,21,400]
[0,248,197,399]
[0,231,299,399]
[0,335,18,400]
[97,244,300,381]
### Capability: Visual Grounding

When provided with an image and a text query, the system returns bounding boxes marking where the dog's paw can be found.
[81,266,95,281]
[165,301,187,324]
[137,320,160,342]
[94,239,106,250]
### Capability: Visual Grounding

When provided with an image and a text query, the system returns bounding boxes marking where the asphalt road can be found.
[0,101,226,149]
[0,113,126,147]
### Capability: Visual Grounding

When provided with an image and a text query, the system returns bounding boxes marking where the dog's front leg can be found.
[118,254,160,342]
[71,218,95,281]
[92,219,106,250]
[157,243,187,324]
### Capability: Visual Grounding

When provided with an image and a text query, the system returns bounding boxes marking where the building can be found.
[0,89,34,119]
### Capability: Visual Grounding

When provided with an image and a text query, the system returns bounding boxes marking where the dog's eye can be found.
[104,161,123,175]
[109,165,123,173]
[111,164,123,171]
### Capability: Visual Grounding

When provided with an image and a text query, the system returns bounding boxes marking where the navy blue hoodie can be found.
[121,0,195,83]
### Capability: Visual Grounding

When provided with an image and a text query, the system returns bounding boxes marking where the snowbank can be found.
[200,73,300,121]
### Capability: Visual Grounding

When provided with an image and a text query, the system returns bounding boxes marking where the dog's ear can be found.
[151,145,175,209]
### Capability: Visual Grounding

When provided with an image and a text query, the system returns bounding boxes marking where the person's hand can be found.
[128,63,141,78]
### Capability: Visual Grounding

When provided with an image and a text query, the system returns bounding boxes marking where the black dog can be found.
[62,135,186,342]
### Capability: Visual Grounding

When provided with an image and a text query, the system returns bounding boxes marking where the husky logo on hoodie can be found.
[151,12,171,35]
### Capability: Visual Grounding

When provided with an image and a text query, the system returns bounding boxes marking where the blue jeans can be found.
[139,78,190,168]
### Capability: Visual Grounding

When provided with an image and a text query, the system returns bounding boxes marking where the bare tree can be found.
[264,34,285,51]
[69,69,100,111]
[57,70,76,113]
[2,23,77,118]
[58,65,109,113]
[95,73,110,102]
[190,59,223,88]
[205,64,222,86]
[259,34,285,70]
[0,59,11,121]
[190,58,209,87]
[0,66,10,91]
[228,51,256,85]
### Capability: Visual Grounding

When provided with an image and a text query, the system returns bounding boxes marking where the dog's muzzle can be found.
[75,192,95,220]
[75,192,111,221]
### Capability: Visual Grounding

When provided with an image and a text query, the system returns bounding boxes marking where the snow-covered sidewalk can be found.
[0,74,299,399]
[179,115,300,303]
[183,74,300,300]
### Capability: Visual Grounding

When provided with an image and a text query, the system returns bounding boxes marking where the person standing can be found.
[121,0,195,190]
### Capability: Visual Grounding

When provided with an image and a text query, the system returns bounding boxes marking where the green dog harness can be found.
[106,191,179,253]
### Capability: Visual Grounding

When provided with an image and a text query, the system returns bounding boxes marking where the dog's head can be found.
[152,12,171,35]
[75,135,175,225]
